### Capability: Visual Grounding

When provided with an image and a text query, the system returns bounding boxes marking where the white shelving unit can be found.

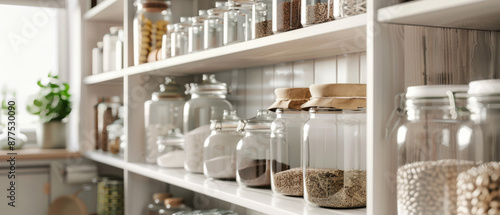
[83,0,124,22]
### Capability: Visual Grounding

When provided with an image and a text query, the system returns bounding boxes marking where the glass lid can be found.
[152,77,185,100]
[157,128,184,145]
[188,74,228,95]
[238,109,276,131]
[210,110,240,130]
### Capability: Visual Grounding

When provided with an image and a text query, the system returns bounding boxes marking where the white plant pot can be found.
[37,122,67,149]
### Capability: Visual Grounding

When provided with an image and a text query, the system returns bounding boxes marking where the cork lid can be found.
[153,193,172,201]
[164,198,184,207]
[268,88,311,111]
[301,84,367,110]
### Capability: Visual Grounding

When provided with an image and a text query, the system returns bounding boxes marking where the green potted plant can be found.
[27,73,72,149]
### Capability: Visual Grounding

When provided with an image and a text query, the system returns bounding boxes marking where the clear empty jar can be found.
[268,88,310,196]
[144,77,185,163]
[171,17,191,57]
[204,2,228,49]
[395,85,476,214]
[333,0,366,19]
[161,24,174,59]
[236,110,276,188]
[188,10,208,53]
[223,0,254,45]
[252,0,273,38]
[301,0,334,27]
[272,0,301,33]
[183,74,233,173]
[133,0,171,65]
[145,193,172,215]
[203,110,242,180]
[302,83,367,208]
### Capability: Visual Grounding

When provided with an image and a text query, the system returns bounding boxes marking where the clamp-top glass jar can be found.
[203,110,243,180]
[269,88,310,196]
[171,17,192,57]
[204,2,228,49]
[223,0,254,45]
[302,84,367,208]
[188,10,209,53]
[183,74,233,173]
[236,110,276,188]
[395,85,476,215]
[160,24,175,60]
[252,0,273,39]
[144,77,185,163]
[133,0,171,65]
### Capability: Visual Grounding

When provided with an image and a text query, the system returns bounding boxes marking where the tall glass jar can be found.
[301,0,334,27]
[268,88,310,196]
[97,96,122,152]
[133,0,171,65]
[395,85,476,215]
[184,74,232,173]
[223,0,254,45]
[188,10,208,53]
[236,110,276,188]
[171,17,191,57]
[145,193,172,215]
[92,41,103,75]
[333,0,366,19]
[301,83,367,208]
[203,110,243,180]
[252,0,273,39]
[144,77,185,164]
[157,128,185,168]
[272,0,301,33]
[103,26,122,72]
[160,24,175,60]
[204,2,228,50]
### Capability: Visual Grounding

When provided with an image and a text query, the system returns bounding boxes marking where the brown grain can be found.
[256,20,273,38]
[275,0,302,32]
[305,2,334,25]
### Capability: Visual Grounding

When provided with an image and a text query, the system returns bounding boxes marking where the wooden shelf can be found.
[378,0,500,30]
[0,148,80,160]
[84,70,124,85]
[83,151,126,169]
[126,163,367,215]
[84,0,123,22]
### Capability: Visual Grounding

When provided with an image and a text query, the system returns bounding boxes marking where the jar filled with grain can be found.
[203,110,243,180]
[252,0,273,39]
[300,0,334,27]
[223,0,254,45]
[236,110,276,188]
[144,77,185,163]
[302,84,367,208]
[97,96,122,152]
[332,0,366,19]
[133,0,171,65]
[171,17,192,57]
[395,85,476,215]
[268,88,310,196]
[272,0,301,33]
[188,10,209,54]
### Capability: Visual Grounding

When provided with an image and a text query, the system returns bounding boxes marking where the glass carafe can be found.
[223,0,254,45]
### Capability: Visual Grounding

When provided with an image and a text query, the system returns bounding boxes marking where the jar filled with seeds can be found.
[171,17,192,57]
[144,77,185,163]
[223,0,254,45]
[204,2,229,50]
[236,110,276,188]
[395,85,477,215]
[272,0,301,33]
[188,10,209,54]
[457,162,500,215]
[333,0,366,19]
[203,110,243,180]
[133,0,171,65]
[301,0,334,27]
[268,88,310,196]
[252,0,273,39]
[302,83,367,208]
[184,74,233,173]
[160,24,174,60]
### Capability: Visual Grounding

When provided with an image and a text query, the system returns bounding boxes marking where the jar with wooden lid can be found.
[159,198,192,215]
[301,83,367,208]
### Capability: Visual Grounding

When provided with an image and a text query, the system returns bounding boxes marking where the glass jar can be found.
[333,0,366,19]
[161,24,175,60]
[204,2,228,50]
[97,96,122,152]
[236,110,276,188]
[301,0,334,27]
[145,77,185,163]
[92,42,103,75]
[395,85,476,215]
[145,193,172,215]
[107,106,124,155]
[97,180,124,215]
[203,110,243,180]
[157,128,185,168]
[133,0,171,65]
[115,29,124,70]
[159,198,192,215]
[252,0,273,38]
[103,26,122,72]
[171,17,191,57]
[223,0,254,45]
[188,10,209,53]
[272,0,301,33]
[183,74,232,173]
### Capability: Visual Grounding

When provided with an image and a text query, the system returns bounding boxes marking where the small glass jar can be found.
[301,0,334,27]
[333,0,366,19]
[145,193,172,215]
[183,74,233,173]
[159,198,192,215]
[103,26,122,72]
[171,17,191,57]
[133,0,171,65]
[92,42,103,75]
[272,0,301,33]
[236,110,276,188]
[395,85,476,214]
[223,0,254,45]
[204,2,228,50]
[252,0,273,39]
[97,96,122,152]
[107,106,124,155]
[157,128,185,168]
[144,77,185,163]
[203,110,243,180]
[97,180,124,215]
[160,24,175,60]
[188,10,208,53]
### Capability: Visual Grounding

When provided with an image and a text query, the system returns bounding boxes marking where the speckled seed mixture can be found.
[273,168,303,196]
[458,162,500,215]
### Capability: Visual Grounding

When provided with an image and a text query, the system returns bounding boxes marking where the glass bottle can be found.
[161,24,175,60]
[133,0,171,65]
[223,0,254,45]
[188,10,208,53]
[115,29,124,70]
[395,85,476,214]
[159,198,192,215]
[236,110,276,188]
[157,128,185,168]
[97,96,122,152]
[145,193,172,215]
[183,74,233,173]
[107,106,124,155]
[92,42,103,75]
[252,0,273,39]
[204,2,228,50]
[171,17,191,57]
[203,110,243,180]
[272,0,301,33]
[103,26,122,72]
[144,77,185,164]
[301,0,334,27]
[333,0,366,19]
